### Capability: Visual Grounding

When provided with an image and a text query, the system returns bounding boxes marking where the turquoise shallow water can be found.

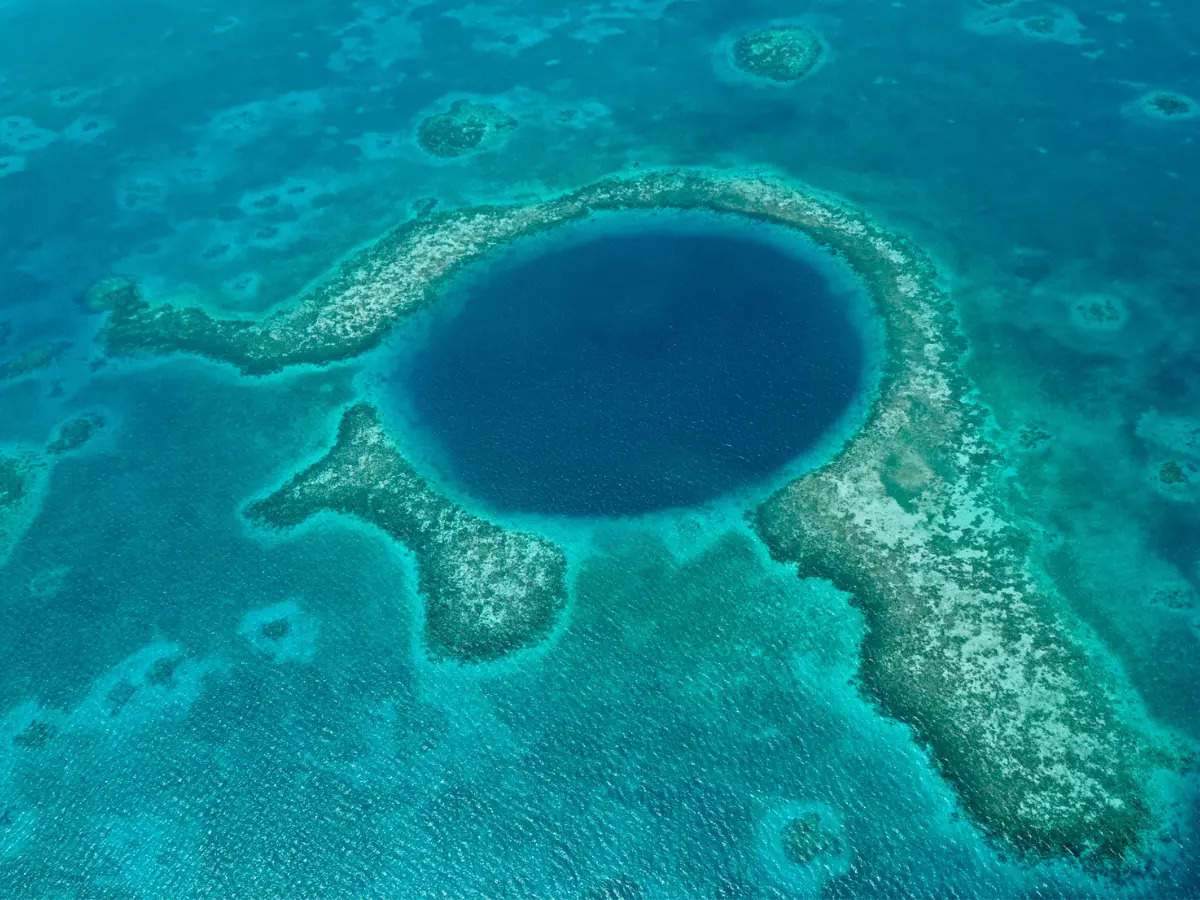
[2,0,1200,897]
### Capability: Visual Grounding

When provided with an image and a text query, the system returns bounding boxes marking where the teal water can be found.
[2,0,1199,897]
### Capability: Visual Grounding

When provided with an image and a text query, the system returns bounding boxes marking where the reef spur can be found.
[246,403,566,662]
[2,415,106,567]
[95,168,1165,862]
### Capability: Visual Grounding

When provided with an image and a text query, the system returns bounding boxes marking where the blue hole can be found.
[393,214,874,517]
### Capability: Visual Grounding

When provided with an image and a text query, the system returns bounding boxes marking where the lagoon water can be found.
[1,0,1199,897]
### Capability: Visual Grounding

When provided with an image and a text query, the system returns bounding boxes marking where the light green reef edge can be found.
[89,167,1176,865]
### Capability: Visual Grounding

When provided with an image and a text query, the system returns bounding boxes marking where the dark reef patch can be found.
[11,720,56,750]
[1136,90,1198,121]
[0,340,71,381]
[146,654,184,687]
[46,413,105,455]
[0,455,29,507]
[261,617,291,640]
[395,222,869,516]
[416,99,517,158]
[781,810,842,865]
[732,26,824,83]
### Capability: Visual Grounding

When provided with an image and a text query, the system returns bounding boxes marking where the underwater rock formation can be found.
[238,600,319,664]
[0,340,70,381]
[80,275,139,314]
[780,809,842,865]
[245,403,567,661]
[46,413,105,455]
[749,199,1161,862]
[1136,410,1200,502]
[1068,292,1128,333]
[731,26,823,83]
[95,167,1165,860]
[416,99,517,158]
[1136,90,1198,120]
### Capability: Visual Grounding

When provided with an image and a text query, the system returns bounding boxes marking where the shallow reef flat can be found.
[95,168,1169,863]
[747,224,1166,861]
[416,98,518,158]
[245,402,567,662]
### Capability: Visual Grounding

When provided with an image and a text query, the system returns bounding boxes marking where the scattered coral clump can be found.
[732,26,823,83]
[781,810,842,865]
[1068,292,1128,333]
[0,451,44,567]
[46,414,105,455]
[0,340,71,381]
[417,99,517,158]
[1137,91,1198,120]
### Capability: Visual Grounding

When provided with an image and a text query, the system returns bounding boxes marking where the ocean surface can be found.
[1,0,1198,897]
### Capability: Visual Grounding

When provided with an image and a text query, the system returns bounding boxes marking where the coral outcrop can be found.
[416,99,517,158]
[731,26,823,83]
[246,403,567,661]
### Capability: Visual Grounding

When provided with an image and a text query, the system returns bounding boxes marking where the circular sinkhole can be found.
[386,211,881,518]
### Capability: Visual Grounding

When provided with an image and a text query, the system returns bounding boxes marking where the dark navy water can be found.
[399,224,867,516]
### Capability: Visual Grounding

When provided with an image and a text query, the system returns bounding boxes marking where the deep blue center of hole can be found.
[396,221,868,517]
